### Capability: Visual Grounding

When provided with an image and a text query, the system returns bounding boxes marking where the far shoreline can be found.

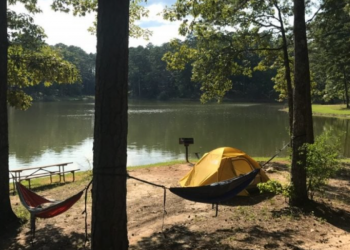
[281,104,350,119]
[31,97,350,119]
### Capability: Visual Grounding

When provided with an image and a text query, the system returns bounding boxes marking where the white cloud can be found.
[36,3,97,53]
[9,0,96,53]
[130,3,183,47]
[145,3,169,23]
[9,0,183,53]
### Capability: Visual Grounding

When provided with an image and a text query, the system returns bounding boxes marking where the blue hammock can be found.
[169,169,260,204]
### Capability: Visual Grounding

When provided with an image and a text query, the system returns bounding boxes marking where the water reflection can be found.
[8,101,350,171]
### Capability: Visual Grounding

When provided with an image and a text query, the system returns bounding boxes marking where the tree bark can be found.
[91,0,129,249]
[0,0,18,234]
[290,0,314,206]
[276,2,294,136]
[343,67,349,109]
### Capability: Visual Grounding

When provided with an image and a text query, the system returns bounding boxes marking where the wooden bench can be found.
[10,162,80,190]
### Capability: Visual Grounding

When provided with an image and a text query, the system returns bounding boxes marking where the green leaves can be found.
[51,0,152,39]
[8,0,42,14]
[258,180,292,198]
[8,11,46,49]
[7,89,33,110]
[309,0,350,105]
[303,130,341,199]
[51,0,97,16]
[8,45,80,88]
[6,6,81,109]
[7,44,80,109]
[163,0,295,102]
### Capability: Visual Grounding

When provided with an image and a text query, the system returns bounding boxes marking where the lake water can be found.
[8,101,350,171]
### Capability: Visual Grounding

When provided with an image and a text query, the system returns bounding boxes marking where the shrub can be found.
[303,131,341,199]
[258,180,291,200]
[258,131,341,202]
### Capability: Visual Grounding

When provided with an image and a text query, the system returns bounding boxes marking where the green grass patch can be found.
[282,104,350,118]
[127,159,197,170]
[312,104,350,117]
[16,156,346,191]
[10,171,92,191]
[9,160,189,190]
[340,158,350,164]
[12,204,30,223]
[254,157,290,162]
[9,157,293,191]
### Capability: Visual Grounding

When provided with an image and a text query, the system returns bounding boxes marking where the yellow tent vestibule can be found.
[179,147,269,196]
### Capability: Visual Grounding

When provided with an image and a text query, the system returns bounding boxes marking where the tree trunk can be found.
[276,3,294,136]
[343,67,349,109]
[344,120,349,156]
[0,0,18,234]
[290,0,314,206]
[91,0,129,249]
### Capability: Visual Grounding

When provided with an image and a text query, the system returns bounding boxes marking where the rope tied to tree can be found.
[82,172,169,242]
[127,174,168,231]
[262,141,290,167]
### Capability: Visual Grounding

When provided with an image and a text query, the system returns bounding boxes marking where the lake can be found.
[8,100,350,171]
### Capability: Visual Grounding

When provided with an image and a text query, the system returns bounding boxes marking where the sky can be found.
[10,0,181,54]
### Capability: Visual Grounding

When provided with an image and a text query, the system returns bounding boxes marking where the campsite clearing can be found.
[1,161,350,250]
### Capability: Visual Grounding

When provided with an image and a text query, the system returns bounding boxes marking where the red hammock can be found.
[15,181,85,238]
[16,182,84,218]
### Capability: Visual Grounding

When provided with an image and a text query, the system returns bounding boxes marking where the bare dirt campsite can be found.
[1,162,350,250]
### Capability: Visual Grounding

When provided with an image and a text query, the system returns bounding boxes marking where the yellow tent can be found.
[179,147,269,196]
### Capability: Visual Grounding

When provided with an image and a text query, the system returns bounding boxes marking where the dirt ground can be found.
[1,162,350,250]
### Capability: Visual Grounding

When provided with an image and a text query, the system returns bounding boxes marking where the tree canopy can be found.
[309,0,350,107]
[51,0,152,39]
[162,0,295,103]
[7,5,80,110]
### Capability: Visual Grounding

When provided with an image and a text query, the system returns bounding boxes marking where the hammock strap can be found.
[127,174,168,232]
[127,174,167,189]
[262,142,290,167]
[82,173,169,242]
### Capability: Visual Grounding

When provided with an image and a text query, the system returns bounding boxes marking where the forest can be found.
[1,0,350,249]
[24,22,350,105]
[23,42,278,102]
[24,0,350,107]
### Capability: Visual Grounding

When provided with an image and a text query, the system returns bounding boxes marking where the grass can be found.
[6,157,294,191]
[127,159,196,170]
[282,104,350,118]
[312,104,350,118]
[9,160,187,191]
[10,171,92,192]
[254,157,290,162]
[10,156,347,192]
[12,204,30,222]
[340,158,350,164]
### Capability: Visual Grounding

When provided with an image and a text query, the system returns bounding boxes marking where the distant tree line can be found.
[129,43,278,101]
[25,0,350,107]
[24,42,279,102]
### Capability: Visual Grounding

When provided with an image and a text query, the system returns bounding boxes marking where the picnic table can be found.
[10,162,80,190]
